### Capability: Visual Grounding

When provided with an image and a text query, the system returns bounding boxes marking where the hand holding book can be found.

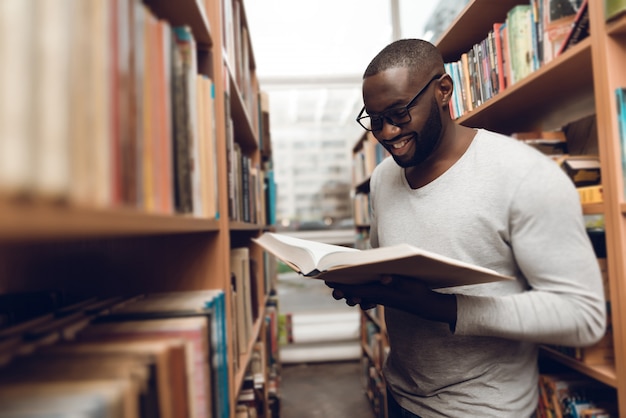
[252,232,513,289]
[326,274,458,327]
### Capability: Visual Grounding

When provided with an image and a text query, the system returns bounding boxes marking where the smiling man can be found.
[327,39,606,417]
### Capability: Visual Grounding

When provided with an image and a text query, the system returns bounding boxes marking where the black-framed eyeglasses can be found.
[356,74,444,132]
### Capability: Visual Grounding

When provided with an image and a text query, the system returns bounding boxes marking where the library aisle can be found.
[280,361,376,418]
[276,263,375,417]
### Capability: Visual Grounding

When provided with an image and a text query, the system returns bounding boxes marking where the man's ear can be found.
[438,74,454,107]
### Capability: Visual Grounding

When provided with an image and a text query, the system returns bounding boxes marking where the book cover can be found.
[43,339,190,418]
[460,52,474,113]
[171,26,194,214]
[157,20,174,214]
[492,23,506,94]
[560,155,601,187]
[542,0,581,64]
[512,130,568,158]
[230,247,255,356]
[109,0,131,207]
[91,0,113,208]
[0,0,35,196]
[196,73,209,217]
[102,290,229,418]
[507,4,533,85]
[80,316,212,418]
[499,22,512,90]
[252,232,513,288]
[206,79,220,220]
[0,379,131,417]
[606,0,626,20]
[131,0,146,210]
[141,6,156,212]
[175,26,203,218]
[241,154,251,223]
[31,0,72,201]
[0,350,152,417]
[557,0,589,56]
[617,88,626,198]
[67,0,96,206]
[200,76,219,220]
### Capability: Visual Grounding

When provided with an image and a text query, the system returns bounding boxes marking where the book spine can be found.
[617,88,626,199]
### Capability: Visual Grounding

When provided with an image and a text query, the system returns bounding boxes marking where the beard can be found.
[391,98,443,168]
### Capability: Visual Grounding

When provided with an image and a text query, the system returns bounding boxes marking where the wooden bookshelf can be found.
[354,0,626,415]
[0,0,278,417]
[440,0,626,414]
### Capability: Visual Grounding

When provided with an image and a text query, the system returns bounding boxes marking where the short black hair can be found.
[363,39,444,79]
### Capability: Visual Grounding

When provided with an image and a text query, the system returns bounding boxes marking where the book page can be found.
[253,233,359,275]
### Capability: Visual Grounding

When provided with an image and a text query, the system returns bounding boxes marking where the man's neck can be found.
[405,125,476,189]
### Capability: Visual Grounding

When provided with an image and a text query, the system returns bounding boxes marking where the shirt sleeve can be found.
[454,158,607,347]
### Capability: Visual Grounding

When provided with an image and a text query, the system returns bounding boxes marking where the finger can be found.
[360,301,377,310]
[331,288,344,300]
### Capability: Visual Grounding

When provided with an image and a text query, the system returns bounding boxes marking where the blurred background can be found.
[244,0,467,232]
[243,0,469,363]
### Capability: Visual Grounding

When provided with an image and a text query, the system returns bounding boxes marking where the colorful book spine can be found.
[617,88,626,198]
[205,290,230,418]
[606,0,626,20]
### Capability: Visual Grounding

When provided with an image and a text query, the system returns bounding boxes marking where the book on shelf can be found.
[140,10,175,214]
[79,315,213,418]
[606,0,626,21]
[538,373,616,417]
[110,0,133,207]
[0,1,35,196]
[230,247,255,358]
[171,25,205,217]
[507,4,534,85]
[96,290,230,418]
[32,0,74,201]
[560,155,601,187]
[42,338,190,418]
[499,21,512,91]
[512,130,568,159]
[259,91,272,157]
[252,232,513,288]
[0,347,158,417]
[577,185,603,204]
[556,0,589,56]
[492,22,507,93]
[617,88,626,198]
[530,0,544,69]
[542,0,583,64]
[197,75,219,220]
[0,379,135,417]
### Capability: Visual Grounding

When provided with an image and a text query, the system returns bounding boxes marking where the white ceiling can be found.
[243,0,444,136]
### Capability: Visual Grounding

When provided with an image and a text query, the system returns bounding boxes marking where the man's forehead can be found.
[363,66,427,95]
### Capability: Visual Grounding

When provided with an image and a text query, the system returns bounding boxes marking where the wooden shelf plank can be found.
[145,0,213,47]
[0,199,219,242]
[541,346,618,388]
[583,202,605,215]
[607,13,626,36]
[228,69,258,153]
[435,0,528,61]
[456,39,594,133]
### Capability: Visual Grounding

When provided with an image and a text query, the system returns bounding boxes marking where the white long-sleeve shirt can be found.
[369,129,606,417]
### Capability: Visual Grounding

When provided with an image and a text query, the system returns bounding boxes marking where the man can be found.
[327,39,606,417]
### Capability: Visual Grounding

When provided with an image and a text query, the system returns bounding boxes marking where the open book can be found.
[252,232,514,289]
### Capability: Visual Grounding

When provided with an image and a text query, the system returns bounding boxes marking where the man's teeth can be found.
[392,139,408,149]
